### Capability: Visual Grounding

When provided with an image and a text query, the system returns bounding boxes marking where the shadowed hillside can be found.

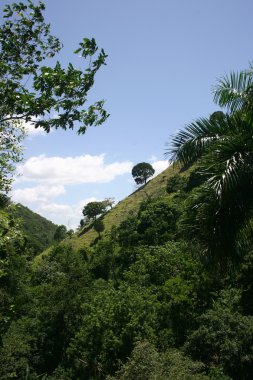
[13,203,58,255]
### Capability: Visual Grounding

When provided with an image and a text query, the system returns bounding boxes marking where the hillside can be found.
[64,163,183,249]
[33,164,183,264]
[3,161,253,380]
[12,203,58,255]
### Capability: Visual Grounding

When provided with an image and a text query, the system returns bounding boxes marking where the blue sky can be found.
[9,0,253,228]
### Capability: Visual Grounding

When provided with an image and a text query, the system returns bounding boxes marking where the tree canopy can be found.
[166,65,253,260]
[132,162,155,185]
[0,0,109,134]
[53,225,67,242]
[82,201,107,221]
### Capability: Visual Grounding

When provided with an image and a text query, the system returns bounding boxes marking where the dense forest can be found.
[11,204,58,255]
[1,1,253,379]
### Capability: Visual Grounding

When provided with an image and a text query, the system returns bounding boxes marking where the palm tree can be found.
[213,66,253,114]
[166,67,253,261]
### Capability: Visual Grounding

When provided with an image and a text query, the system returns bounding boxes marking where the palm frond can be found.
[200,115,253,200]
[166,115,230,167]
[207,152,245,200]
[213,71,253,113]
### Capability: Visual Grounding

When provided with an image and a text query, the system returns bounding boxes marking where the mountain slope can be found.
[69,164,184,249]
[13,203,58,255]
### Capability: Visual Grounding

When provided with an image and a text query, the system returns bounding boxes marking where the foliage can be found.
[115,198,180,247]
[67,280,159,378]
[83,201,107,221]
[0,121,24,194]
[137,199,179,245]
[93,219,105,237]
[213,68,253,114]
[0,318,36,380]
[53,224,67,243]
[108,340,208,380]
[0,0,109,202]
[103,197,115,209]
[166,173,187,193]
[185,289,253,380]
[0,245,92,378]
[0,202,29,340]
[132,162,155,185]
[1,19,253,380]
[12,203,58,255]
[167,65,253,260]
[0,0,109,133]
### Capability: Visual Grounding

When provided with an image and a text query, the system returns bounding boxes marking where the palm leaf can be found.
[213,71,253,113]
[167,114,231,167]
[199,114,253,200]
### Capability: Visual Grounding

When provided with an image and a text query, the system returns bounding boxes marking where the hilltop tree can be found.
[103,197,115,209]
[82,201,107,221]
[132,163,155,185]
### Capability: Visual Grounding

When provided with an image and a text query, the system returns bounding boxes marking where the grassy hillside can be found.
[69,164,183,249]
[13,203,58,255]
[34,163,183,265]
[5,164,253,380]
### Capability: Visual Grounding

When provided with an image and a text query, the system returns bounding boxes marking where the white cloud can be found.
[12,184,66,204]
[37,197,98,229]
[12,154,169,229]
[149,154,158,162]
[17,154,133,185]
[12,153,133,228]
[152,160,170,175]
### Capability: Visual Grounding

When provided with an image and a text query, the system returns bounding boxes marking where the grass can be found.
[68,164,181,249]
[33,163,183,266]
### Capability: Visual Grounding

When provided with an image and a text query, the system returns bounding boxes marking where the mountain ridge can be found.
[12,203,58,255]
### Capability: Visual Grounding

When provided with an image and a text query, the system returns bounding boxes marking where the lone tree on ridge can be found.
[82,201,107,221]
[132,162,155,185]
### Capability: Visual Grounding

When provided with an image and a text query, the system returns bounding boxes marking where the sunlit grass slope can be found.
[69,163,181,249]
[34,164,182,266]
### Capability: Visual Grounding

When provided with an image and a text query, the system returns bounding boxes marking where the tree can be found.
[66,229,74,238]
[166,174,187,193]
[166,65,253,260]
[82,201,106,221]
[109,341,208,380]
[93,219,105,238]
[0,0,109,133]
[103,197,115,209]
[0,121,24,194]
[186,289,253,380]
[213,68,253,115]
[132,163,155,185]
[53,225,67,242]
[0,0,108,197]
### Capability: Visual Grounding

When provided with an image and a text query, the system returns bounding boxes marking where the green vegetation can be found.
[3,161,253,378]
[132,162,155,185]
[0,0,108,370]
[0,0,108,134]
[69,164,177,250]
[83,201,108,221]
[1,1,253,379]
[93,219,105,238]
[53,225,68,243]
[13,203,58,255]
